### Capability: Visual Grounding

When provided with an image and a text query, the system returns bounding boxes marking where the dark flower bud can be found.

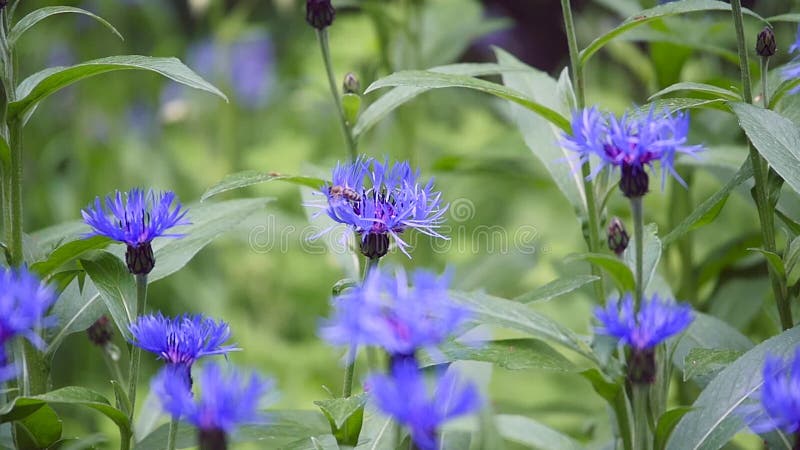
[198,428,227,450]
[0,2,8,10]
[306,0,335,30]
[619,164,649,198]
[607,217,630,257]
[343,72,360,94]
[756,27,776,58]
[628,347,656,384]
[87,315,113,347]
[388,352,417,370]
[126,243,155,275]
[361,233,390,260]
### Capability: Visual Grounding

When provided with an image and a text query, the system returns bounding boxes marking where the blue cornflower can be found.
[313,157,448,259]
[740,349,800,436]
[562,107,703,198]
[367,360,481,450]
[82,188,189,274]
[153,362,273,447]
[0,268,56,381]
[594,294,693,383]
[129,313,239,385]
[782,26,800,94]
[320,267,468,361]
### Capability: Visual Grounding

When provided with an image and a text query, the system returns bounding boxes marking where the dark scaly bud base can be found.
[620,164,649,199]
[199,429,227,450]
[87,315,113,346]
[361,233,389,260]
[756,26,776,57]
[126,243,155,275]
[388,352,417,371]
[306,0,335,30]
[627,347,656,385]
[607,217,630,257]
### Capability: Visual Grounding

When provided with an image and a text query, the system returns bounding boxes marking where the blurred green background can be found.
[16,0,800,448]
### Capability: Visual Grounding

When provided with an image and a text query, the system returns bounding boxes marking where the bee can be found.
[329,185,361,202]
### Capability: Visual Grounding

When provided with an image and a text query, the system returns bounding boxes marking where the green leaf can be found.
[314,394,366,446]
[36,387,130,435]
[649,82,740,102]
[495,414,585,450]
[623,223,662,294]
[9,55,227,123]
[148,198,272,282]
[45,279,105,355]
[9,7,123,45]
[580,0,764,66]
[110,380,130,418]
[354,63,525,139]
[748,248,786,278]
[420,339,578,372]
[666,326,800,450]
[449,291,596,362]
[201,171,324,201]
[566,253,635,293]
[662,160,753,247]
[280,435,339,450]
[14,405,62,450]
[642,97,727,114]
[785,236,800,286]
[513,275,599,303]
[355,403,397,450]
[496,48,587,217]
[731,102,800,195]
[364,71,570,132]
[58,434,108,450]
[580,369,633,450]
[30,236,111,278]
[655,407,693,450]
[767,13,800,22]
[672,312,753,380]
[683,348,742,382]
[342,93,361,126]
[81,252,136,341]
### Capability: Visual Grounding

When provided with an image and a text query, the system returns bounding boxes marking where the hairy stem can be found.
[560,0,606,302]
[730,0,792,329]
[317,29,358,161]
[632,384,652,450]
[127,275,148,426]
[102,345,126,386]
[341,256,381,397]
[167,418,179,450]
[631,197,644,307]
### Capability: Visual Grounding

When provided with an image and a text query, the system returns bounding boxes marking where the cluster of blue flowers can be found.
[562,107,703,198]
[315,157,448,259]
[0,268,56,381]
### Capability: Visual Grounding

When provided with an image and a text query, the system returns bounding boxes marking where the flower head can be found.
[82,188,189,274]
[87,315,113,347]
[367,360,481,450]
[153,362,273,443]
[782,26,800,94]
[562,107,703,198]
[756,27,777,57]
[0,267,56,381]
[306,0,335,30]
[314,157,448,258]
[320,267,468,360]
[741,349,800,435]
[130,313,239,385]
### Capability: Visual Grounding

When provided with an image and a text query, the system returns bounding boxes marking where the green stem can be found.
[316,29,358,161]
[730,0,792,330]
[127,275,148,424]
[631,197,644,307]
[341,257,381,398]
[632,384,652,450]
[560,0,606,302]
[102,345,125,385]
[761,57,770,108]
[166,418,179,450]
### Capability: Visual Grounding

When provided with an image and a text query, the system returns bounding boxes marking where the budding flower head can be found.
[740,348,800,436]
[756,27,777,57]
[607,217,629,256]
[87,315,113,347]
[306,0,335,30]
[561,107,703,198]
[343,72,360,94]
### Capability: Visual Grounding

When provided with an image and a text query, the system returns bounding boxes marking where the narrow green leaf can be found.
[662,160,753,247]
[672,312,753,378]
[580,369,633,450]
[201,171,325,201]
[649,82,740,101]
[30,236,111,278]
[683,348,742,382]
[355,403,396,450]
[666,326,800,450]
[785,236,800,286]
[14,405,62,449]
[81,252,136,341]
[9,55,227,123]
[449,290,596,362]
[655,407,694,450]
[420,339,578,372]
[580,0,764,66]
[731,102,800,195]
[365,70,570,132]
[767,13,800,22]
[513,275,599,303]
[748,248,786,278]
[36,387,130,434]
[566,253,635,293]
[314,394,366,446]
[623,223,661,294]
[495,414,585,450]
[58,434,108,450]
[45,279,105,355]
[110,380,130,418]
[10,7,123,45]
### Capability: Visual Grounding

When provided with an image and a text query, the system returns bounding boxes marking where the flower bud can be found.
[87,315,113,347]
[628,347,656,384]
[343,72,360,94]
[306,0,335,30]
[619,164,649,198]
[607,217,629,257]
[198,428,227,450]
[361,233,389,260]
[126,243,155,275]
[756,27,776,58]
